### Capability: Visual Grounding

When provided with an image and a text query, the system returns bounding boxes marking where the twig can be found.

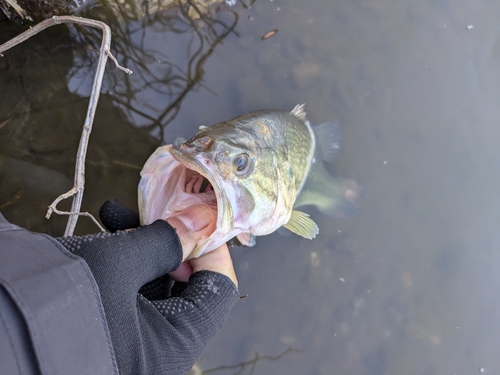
[43,187,106,232]
[105,50,132,74]
[199,347,302,374]
[0,16,132,236]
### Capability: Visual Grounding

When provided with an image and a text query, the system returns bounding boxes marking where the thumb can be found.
[189,244,238,287]
[166,205,217,261]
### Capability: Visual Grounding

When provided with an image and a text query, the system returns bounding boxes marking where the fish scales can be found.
[239,110,314,193]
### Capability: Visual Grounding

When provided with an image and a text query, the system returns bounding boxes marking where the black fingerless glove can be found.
[57,206,238,375]
[99,199,141,232]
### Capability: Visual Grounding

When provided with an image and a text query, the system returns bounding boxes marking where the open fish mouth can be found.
[138,144,234,256]
[166,144,234,235]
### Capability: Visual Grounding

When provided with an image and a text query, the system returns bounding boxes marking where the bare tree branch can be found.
[1,16,132,236]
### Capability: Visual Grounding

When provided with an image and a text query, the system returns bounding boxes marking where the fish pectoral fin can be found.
[236,232,256,247]
[283,210,319,239]
[314,122,342,163]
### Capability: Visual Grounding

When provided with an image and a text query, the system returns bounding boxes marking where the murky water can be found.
[2,0,500,374]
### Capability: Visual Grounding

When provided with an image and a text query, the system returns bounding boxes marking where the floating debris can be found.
[310,251,319,267]
[261,29,278,40]
[467,24,473,30]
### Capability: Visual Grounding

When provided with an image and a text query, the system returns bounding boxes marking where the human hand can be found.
[57,200,239,375]
[99,199,238,286]
[166,205,238,287]
[165,204,216,261]
[168,244,238,287]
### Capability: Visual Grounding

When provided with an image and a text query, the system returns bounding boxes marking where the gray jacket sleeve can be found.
[0,213,118,375]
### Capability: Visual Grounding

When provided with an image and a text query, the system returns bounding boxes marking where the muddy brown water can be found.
[2,1,500,374]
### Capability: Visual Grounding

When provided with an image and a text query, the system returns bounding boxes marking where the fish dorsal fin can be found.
[283,210,319,239]
[290,104,307,121]
[314,122,342,163]
[236,232,256,247]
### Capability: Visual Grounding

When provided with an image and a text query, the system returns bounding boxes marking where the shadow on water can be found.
[0,0,237,235]
[2,0,500,374]
[70,0,238,139]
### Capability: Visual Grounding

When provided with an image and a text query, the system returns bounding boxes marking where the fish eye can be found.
[233,154,250,174]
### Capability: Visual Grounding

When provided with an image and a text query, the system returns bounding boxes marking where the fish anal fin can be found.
[283,210,319,239]
[236,232,256,247]
[314,122,342,163]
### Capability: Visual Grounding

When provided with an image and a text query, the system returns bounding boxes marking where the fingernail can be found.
[174,205,212,232]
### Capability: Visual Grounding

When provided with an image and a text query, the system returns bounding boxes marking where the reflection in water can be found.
[0,25,82,234]
[71,0,238,140]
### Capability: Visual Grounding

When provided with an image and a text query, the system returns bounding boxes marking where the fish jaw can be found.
[138,147,182,226]
[138,144,241,257]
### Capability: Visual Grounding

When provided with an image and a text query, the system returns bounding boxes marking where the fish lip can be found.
[165,144,234,235]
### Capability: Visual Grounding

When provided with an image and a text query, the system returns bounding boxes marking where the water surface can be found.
[1,1,500,374]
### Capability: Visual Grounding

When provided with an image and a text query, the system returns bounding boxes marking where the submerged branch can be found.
[1,16,132,236]
[195,347,302,375]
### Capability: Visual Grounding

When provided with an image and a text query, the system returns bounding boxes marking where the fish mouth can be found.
[138,144,234,256]
[167,145,234,253]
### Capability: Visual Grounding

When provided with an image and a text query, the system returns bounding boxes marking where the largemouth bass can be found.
[138,104,359,257]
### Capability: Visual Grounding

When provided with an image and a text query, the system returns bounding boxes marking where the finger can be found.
[166,205,217,261]
[189,244,238,287]
[99,199,140,232]
[169,261,193,282]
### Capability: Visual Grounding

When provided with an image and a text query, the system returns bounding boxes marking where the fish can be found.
[138,104,359,257]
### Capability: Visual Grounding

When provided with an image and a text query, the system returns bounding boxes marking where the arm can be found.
[57,204,239,375]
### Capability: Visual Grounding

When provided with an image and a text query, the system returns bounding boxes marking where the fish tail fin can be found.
[318,177,361,218]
